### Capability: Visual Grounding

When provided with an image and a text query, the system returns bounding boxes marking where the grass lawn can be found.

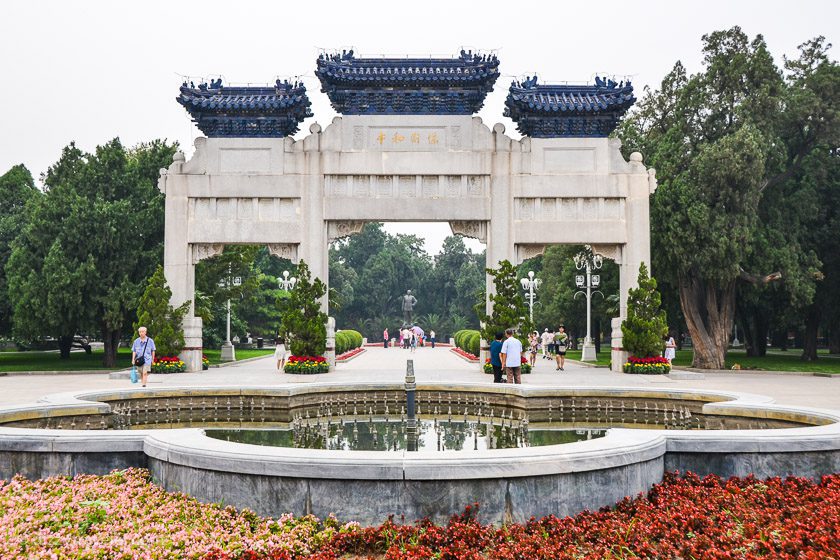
[0,348,133,372]
[202,348,274,365]
[0,347,275,372]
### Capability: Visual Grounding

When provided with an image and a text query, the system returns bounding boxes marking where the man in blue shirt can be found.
[489,332,504,383]
[131,326,156,387]
[499,328,523,384]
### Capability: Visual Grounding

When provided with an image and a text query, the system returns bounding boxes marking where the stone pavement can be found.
[0,346,838,411]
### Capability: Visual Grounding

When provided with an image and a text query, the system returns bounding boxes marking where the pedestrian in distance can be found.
[528,331,538,367]
[383,328,389,348]
[131,326,156,387]
[500,328,523,384]
[274,338,287,371]
[541,328,553,360]
[410,331,417,353]
[489,331,505,383]
[554,325,569,371]
[664,332,677,364]
[429,329,436,348]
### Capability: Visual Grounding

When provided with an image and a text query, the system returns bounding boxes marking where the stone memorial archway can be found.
[161,52,655,372]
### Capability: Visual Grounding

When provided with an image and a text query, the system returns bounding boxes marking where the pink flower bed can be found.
[0,469,352,559]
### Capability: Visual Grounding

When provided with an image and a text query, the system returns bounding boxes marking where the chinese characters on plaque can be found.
[368,128,446,151]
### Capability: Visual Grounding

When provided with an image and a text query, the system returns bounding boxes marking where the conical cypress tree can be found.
[280,260,327,356]
[479,260,533,345]
[134,265,190,357]
[621,263,669,358]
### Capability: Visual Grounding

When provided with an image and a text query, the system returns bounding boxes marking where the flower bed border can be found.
[450,347,479,362]
[336,347,365,363]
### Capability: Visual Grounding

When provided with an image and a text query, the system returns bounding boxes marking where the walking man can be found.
[489,331,504,383]
[383,328,389,348]
[429,329,436,349]
[499,328,523,384]
[131,326,156,388]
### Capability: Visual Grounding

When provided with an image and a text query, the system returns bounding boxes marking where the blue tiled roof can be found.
[316,50,500,115]
[176,80,312,138]
[504,77,635,137]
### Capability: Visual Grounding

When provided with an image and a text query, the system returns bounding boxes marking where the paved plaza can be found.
[0,346,838,411]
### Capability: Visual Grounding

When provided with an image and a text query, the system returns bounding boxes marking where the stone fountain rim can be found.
[1,384,840,480]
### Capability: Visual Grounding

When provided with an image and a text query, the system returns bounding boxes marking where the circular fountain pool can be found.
[1,381,839,524]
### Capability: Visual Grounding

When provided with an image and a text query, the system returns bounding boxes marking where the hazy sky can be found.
[1,1,836,253]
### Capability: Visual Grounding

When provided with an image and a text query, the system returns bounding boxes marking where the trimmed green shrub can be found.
[454,329,481,357]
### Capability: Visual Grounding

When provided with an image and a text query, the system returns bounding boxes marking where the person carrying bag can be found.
[130,326,156,387]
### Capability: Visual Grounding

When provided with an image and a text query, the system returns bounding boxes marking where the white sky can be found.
[1,0,836,254]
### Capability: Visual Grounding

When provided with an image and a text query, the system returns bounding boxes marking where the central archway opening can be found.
[328,222,485,349]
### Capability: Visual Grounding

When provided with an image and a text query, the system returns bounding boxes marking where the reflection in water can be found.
[206,419,606,453]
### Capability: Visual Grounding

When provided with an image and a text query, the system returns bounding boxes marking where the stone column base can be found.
[610,317,627,373]
[181,315,204,373]
[220,342,236,362]
[581,342,597,362]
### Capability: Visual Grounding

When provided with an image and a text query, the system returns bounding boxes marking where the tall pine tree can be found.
[280,260,327,356]
[479,260,533,345]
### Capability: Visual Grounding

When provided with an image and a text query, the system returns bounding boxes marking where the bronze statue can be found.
[400,290,417,325]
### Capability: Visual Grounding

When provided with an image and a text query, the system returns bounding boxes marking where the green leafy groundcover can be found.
[2,469,839,559]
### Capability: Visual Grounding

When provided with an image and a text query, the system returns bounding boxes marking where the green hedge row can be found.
[335,329,364,355]
[453,329,481,357]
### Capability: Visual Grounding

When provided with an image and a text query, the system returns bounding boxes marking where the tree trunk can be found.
[801,304,820,362]
[742,314,768,357]
[58,335,73,359]
[829,329,840,355]
[594,317,601,354]
[771,329,789,351]
[678,272,734,370]
[101,328,121,368]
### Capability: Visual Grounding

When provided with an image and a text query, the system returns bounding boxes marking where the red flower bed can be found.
[451,347,479,361]
[624,355,671,374]
[336,347,364,361]
[222,472,840,559]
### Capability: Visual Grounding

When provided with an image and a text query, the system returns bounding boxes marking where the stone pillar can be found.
[483,123,515,369]
[611,152,656,372]
[300,123,330,316]
[162,152,204,373]
[325,317,336,371]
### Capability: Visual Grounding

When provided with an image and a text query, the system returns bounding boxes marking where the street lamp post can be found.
[573,250,604,362]
[218,264,242,362]
[278,270,297,291]
[520,271,541,323]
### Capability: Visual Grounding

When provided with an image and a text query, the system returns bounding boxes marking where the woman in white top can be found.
[274,338,288,371]
[664,333,677,364]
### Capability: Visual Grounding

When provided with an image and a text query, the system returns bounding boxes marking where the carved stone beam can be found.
[515,244,546,264]
[590,244,622,264]
[328,221,366,241]
[191,243,225,264]
[449,221,487,244]
[267,244,299,263]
